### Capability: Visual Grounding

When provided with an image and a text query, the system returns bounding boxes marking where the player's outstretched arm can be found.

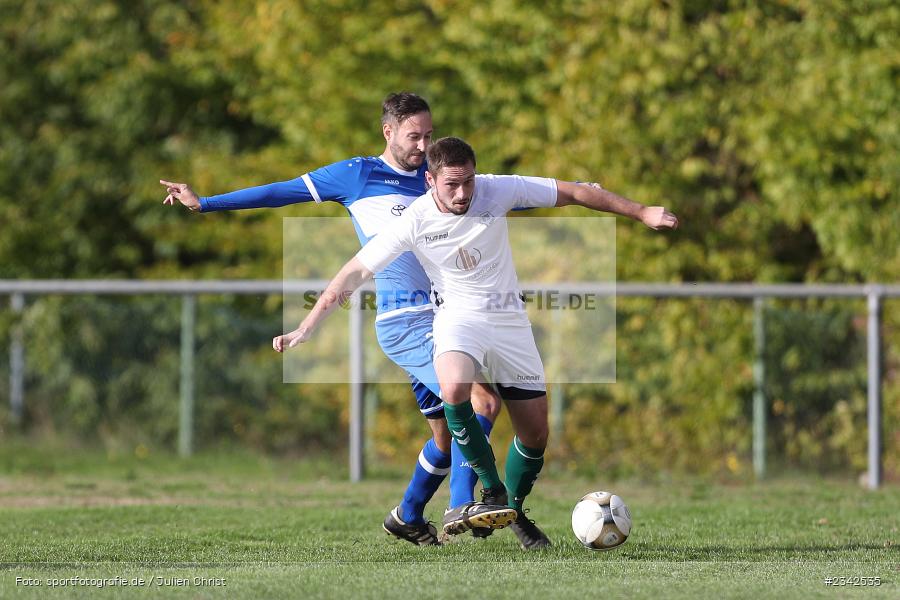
[160,180,202,211]
[555,181,679,230]
[273,257,374,352]
[161,176,320,213]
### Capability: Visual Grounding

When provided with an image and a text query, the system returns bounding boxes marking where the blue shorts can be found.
[375,308,443,418]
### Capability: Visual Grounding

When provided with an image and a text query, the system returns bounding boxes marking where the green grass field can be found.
[0,444,896,599]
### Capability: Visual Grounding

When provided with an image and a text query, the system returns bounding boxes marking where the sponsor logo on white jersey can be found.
[347,193,417,238]
[425,232,449,244]
[456,247,482,270]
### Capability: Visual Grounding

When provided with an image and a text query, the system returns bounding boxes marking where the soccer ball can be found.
[571,491,632,550]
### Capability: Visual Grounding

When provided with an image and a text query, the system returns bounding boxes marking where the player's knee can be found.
[517,424,549,450]
[471,389,501,421]
[480,400,501,421]
[440,382,471,405]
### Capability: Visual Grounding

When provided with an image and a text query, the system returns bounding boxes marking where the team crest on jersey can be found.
[391,205,407,216]
[478,211,496,226]
[456,246,482,270]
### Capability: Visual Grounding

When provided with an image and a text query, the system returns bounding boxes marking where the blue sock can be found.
[448,414,494,508]
[399,438,450,524]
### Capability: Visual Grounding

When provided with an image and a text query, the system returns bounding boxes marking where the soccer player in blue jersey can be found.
[160,93,511,546]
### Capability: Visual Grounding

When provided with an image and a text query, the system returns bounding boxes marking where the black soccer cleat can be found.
[383,506,441,546]
[442,501,517,536]
[509,510,552,550]
[481,485,509,507]
[467,486,508,538]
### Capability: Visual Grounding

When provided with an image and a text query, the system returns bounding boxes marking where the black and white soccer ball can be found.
[571,491,632,550]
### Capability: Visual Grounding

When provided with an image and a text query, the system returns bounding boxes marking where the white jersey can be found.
[356,174,557,314]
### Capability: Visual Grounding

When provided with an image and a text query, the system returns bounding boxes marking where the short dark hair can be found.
[426,137,476,175]
[382,92,430,126]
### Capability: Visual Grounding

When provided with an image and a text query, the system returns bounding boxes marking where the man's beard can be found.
[434,188,471,215]
[390,143,424,171]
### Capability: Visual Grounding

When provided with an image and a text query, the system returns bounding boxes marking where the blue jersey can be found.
[200,157,433,316]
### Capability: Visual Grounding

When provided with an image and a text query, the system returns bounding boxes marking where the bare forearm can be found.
[300,259,372,333]
[556,181,641,219]
[273,257,374,351]
[555,180,679,230]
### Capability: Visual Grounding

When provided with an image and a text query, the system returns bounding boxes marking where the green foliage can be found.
[5,295,343,453]
[1,1,898,476]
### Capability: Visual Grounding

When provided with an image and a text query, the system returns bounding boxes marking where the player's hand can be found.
[160,179,201,212]
[639,206,679,230]
[272,327,312,352]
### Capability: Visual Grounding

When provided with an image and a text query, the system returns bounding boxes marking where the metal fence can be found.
[2,280,897,489]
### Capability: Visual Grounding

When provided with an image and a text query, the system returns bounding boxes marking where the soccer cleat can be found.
[442,501,517,536]
[481,485,509,507]
[467,486,507,538]
[509,510,552,550]
[383,506,441,546]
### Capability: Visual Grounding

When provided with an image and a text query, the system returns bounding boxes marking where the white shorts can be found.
[432,310,546,394]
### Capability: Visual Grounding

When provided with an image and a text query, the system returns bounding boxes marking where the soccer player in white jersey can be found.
[159,95,511,547]
[273,136,679,549]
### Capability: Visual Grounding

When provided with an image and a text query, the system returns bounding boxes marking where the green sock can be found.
[443,400,502,490]
[505,436,545,510]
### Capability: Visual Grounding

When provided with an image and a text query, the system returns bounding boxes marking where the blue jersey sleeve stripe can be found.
[300,173,322,203]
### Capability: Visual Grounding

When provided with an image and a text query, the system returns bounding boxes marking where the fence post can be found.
[866,289,882,490]
[752,297,766,479]
[179,294,196,457]
[349,291,365,482]
[9,293,25,426]
[364,386,377,462]
[549,307,564,442]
